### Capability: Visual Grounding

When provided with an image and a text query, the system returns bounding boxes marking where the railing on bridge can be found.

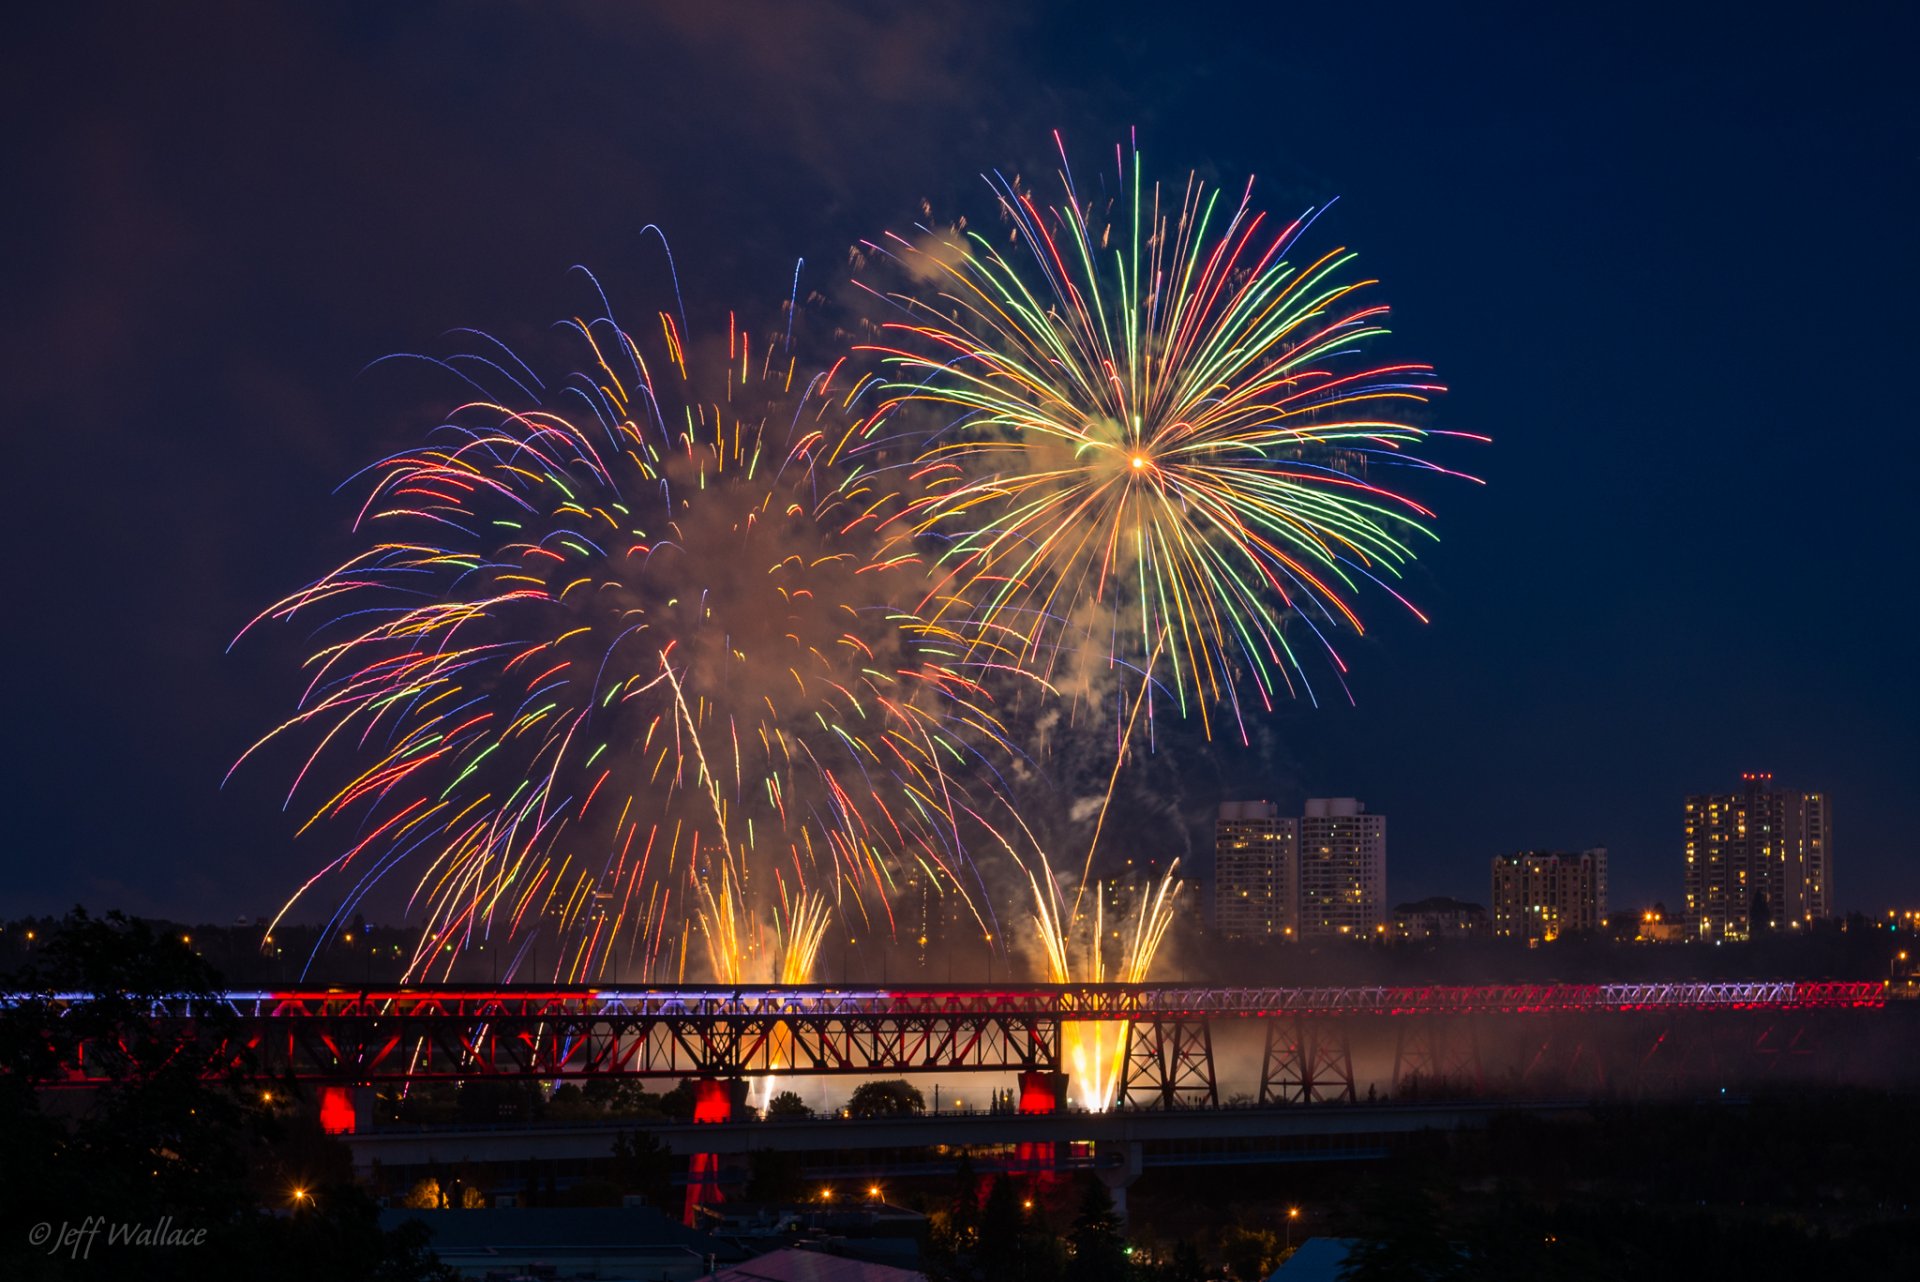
[19,979,1883,1021]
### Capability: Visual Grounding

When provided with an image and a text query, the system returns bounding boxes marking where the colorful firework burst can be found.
[859,135,1484,746]
[233,281,1008,983]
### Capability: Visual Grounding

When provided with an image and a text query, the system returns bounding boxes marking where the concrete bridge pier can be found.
[683,1078,748,1226]
[1016,1071,1068,1184]
[316,1084,376,1134]
[1017,1070,1069,1114]
[1095,1139,1143,1220]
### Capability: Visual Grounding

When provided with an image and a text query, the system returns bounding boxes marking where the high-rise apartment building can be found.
[1213,801,1297,938]
[1297,798,1387,938]
[1803,791,1833,922]
[1684,773,1832,940]
[1490,849,1608,942]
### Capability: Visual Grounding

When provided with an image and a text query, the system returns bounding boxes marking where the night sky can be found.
[7,2,1916,924]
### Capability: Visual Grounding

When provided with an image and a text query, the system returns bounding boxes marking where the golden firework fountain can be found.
[1028,854,1183,1111]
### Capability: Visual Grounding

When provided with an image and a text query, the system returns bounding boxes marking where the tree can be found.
[1064,1175,1128,1282]
[216,1182,457,1281]
[744,1147,806,1202]
[604,1080,672,1117]
[925,1154,982,1281]
[611,1129,674,1205]
[764,1089,813,1119]
[656,1078,700,1121]
[977,1175,1026,1281]
[847,1078,925,1117]
[1166,1239,1205,1282]
[1339,1186,1467,1282]
[1223,1227,1282,1282]
[456,1078,540,1123]
[1751,891,1773,931]
[977,1174,1061,1282]
[547,1082,599,1120]
[402,1177,446,1210]
[948,1153,982,1252]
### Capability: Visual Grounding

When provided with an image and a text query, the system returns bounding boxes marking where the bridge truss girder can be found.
[207,1013,1064,1083]
[1118,1018,1218,1110]
[1262,1016,1358,1104]
[26,983,1890,1105]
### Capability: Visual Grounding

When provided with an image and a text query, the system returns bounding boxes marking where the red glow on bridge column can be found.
[1017,1070,1059,1114]
[683,1079,735,1225]
[318,1085,356,1134]
[692,1078,734,1123]
[1016,1071,1065,1185]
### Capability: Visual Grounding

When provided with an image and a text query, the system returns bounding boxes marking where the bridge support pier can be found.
[1119,1019,1218,1109]
[1261,1018,1355,1104]
[683,1078,746,1227]
[1016,1071,1066,1179]
[1017,1070,1068,1115]
[1094,1140,1143,1220]
[1391,1018,1482,1099]
[317,1084,372,1134]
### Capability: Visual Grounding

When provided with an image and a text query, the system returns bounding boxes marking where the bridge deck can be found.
[17,981,1893,1089]
[24,979,1887,1021]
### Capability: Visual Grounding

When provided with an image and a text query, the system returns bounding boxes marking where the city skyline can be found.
[5,4,1916,930]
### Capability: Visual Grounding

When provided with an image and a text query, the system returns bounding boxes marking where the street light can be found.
[1286,1206,1301,1251]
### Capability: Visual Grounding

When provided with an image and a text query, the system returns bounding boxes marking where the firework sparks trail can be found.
[232,275,1014,984]
[1029,853,1183,1111]
[858,134,1485,750]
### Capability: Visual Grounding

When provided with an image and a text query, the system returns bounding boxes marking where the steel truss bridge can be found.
[29,981,1891,1108]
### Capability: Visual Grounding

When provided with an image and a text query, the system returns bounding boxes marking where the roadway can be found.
[344,1097,1598,1171]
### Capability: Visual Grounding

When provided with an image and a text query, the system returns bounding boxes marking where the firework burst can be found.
[859,135,1484,746]
[234,280,1009,983]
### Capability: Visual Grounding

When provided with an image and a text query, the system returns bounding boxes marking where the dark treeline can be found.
[1088,1092,1920,1281]
[2,909,1908,989]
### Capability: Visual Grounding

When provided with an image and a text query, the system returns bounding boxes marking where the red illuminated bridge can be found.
[29,981,1894,1109]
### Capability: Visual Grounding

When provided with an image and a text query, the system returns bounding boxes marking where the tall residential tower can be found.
[1684,773,1832,940]
[1298,798,1387,939]
[1213,801,1297,938]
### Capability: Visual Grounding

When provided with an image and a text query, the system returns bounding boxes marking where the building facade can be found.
[1684,773,1832,940]
[1490,849,1608,943]
[1391,896,1488,940]
[1297,798,1387,939]
[1803,791,1833,922]
[1213,801,1297,938]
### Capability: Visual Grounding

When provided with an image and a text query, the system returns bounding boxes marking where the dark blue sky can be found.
[5,2,1915,921]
